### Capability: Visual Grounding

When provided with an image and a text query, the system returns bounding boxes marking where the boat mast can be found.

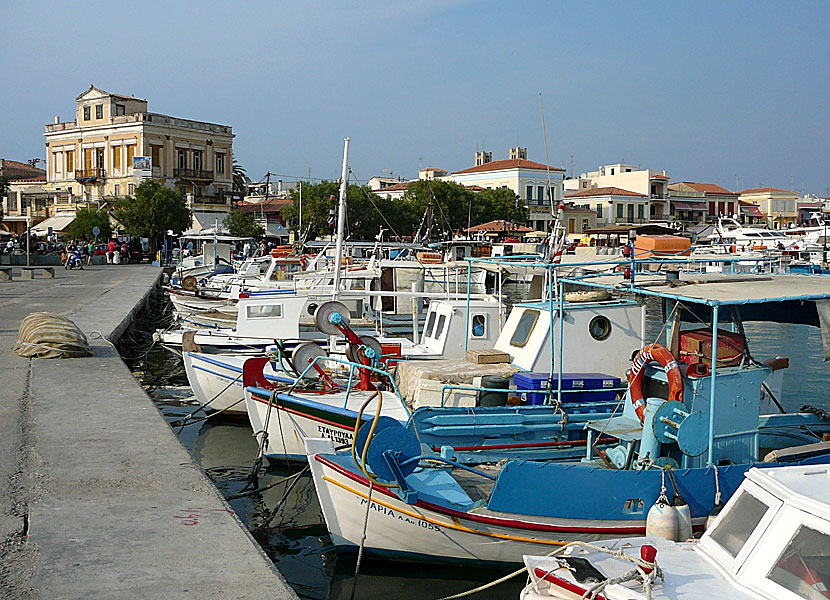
[332,137,350,299]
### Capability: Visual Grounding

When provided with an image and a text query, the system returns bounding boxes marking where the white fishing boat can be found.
[520,464,830,600]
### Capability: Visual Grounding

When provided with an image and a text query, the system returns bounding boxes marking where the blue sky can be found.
[2,1,828,195]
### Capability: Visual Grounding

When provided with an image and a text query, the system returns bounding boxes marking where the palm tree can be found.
[232,159,248,193]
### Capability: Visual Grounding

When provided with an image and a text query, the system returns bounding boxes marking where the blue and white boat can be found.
[305,269,830,565]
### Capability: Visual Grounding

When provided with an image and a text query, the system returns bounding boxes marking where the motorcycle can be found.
[65,251,84,270]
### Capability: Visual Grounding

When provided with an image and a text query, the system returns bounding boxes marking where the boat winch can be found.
[653,400,709,458]
[314,301,388,391]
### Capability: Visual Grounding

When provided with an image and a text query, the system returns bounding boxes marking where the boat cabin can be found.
[233,294,306,339]
[699,465,830,600]
[417,300,501,356]
[492,297,645,377]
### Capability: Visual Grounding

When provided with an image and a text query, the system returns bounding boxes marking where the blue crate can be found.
[513,372,621,405]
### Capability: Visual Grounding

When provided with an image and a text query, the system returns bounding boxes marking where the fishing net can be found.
[13,312,92,359]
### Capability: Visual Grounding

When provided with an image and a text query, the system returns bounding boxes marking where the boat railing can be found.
[438,383,626,408]
[290,354,411,417]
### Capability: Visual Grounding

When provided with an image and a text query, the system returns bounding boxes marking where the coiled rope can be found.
[14,312,91,358]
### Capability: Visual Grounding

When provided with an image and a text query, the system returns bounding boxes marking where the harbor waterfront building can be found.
[564,186,650,226]
[739,187,799,229]
[449,150,565,231]
[564,163,670,221]
[668,182,739,225]
[42,85,235,229]
[1,159,48,235]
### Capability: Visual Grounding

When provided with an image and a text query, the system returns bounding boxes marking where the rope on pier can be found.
[13,312,91,359]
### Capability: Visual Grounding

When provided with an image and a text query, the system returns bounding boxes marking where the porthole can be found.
[589,315,611,341]
[307,302,318,316]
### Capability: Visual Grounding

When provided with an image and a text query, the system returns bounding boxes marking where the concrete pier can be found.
[0,266,297,598]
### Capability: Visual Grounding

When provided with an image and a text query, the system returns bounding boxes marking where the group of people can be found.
[61,239,130,267]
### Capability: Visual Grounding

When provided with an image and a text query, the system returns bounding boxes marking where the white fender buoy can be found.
[705,503,724,531]
[673,492,693,541]
[646,496,680,541]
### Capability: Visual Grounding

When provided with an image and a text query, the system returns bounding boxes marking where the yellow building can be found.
[44,85,235,219]
[738,187,798,229]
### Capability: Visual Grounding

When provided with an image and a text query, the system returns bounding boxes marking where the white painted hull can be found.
[245,388,410,460]
[183,352,253,415]
[306,442,646,566]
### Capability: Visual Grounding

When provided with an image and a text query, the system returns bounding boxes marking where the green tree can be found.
[282,181,397,241]
[223,209,264,238]
[66,207,112,240]
[232,159,248,193]
[473,187,527,227]
[399,180,475,239]
[113,180,191,252]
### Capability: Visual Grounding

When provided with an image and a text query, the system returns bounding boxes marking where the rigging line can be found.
[540,92,555,218]
[347,169,403,239]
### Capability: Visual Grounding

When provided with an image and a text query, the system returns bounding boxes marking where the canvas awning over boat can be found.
[559,272,830,358]
[31,213,75,234]
[740,204,764,218]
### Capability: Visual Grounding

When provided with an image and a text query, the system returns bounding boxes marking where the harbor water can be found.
[128,294,830,599]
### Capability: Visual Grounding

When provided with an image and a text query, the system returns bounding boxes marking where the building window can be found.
[128,184,135,195]
[8,193,17,211]
[597,204,603,219]
[637,204,644,220]
[610,168,615,175]
[95,104,103,119]
[193,150,203,172]
[114,184,120,196]
[526,184,533,202]
[538,185,546,205]
[216,152,225,174]
[66,150,74,172]
[616,203,623,219]
[178,149,186,170]
[83,106,90,121]
[53,152,61,175]
[112,146,121,171]
[151,146,161,171]
[115,104,125,116]
[126,144,135,169]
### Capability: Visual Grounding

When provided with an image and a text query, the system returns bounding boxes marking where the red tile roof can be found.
[239,198,292,213]
[739,187,793,194]
[678,182,735,195]
[565,186,646,198]
[452,158,565,175]
[650,173,670,179]
[377,181,412,192]
[0,159,47,181]
[464,219,532,233]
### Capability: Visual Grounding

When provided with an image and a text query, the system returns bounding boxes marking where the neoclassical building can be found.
[43,85,235,220]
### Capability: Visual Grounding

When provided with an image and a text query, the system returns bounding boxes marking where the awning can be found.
[741,204,764,218]
[31,213,75,234]
[671,201,707,211]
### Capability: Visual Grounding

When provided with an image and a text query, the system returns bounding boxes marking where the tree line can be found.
[280,179,527,241]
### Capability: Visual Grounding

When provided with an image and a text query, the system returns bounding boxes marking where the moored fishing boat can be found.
[303,269,830,566]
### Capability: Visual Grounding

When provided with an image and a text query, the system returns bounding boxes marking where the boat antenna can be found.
[540,93,566,297]
[332,138,350,299]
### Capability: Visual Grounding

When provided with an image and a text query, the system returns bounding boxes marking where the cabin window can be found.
[435,315,447,339]
[246,304,283,319]
[471,314,486,337]
[709,491,770,558]
[510,309,539,348]
[768,525,830,599]
[589,315,612,341]
[424,312,437,338]
[307,303,318,316]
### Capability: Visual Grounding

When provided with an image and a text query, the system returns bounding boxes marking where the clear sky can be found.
[2,1,828,195]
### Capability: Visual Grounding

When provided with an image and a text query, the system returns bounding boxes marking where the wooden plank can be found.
[466,348,511,364]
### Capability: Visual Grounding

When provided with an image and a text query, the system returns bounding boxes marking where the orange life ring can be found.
[629,344,684,423]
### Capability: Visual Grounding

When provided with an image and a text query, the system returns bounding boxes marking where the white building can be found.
[565,163,670,220]
[449,152,565,231]
[565,187,650,226]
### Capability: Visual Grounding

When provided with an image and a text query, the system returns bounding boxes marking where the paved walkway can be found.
[0,265,297,599]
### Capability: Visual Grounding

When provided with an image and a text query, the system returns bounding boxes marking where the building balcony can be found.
[74,168,105,182]
[189,193,232,207]
[174,168,214,182]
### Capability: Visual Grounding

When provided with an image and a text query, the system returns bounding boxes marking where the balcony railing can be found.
[190,194,231,206]
[174,168,213,181]
[75,168,105,181]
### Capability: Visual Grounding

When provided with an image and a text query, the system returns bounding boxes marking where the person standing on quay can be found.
[87,240,94,266]
[107,238,116,264]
